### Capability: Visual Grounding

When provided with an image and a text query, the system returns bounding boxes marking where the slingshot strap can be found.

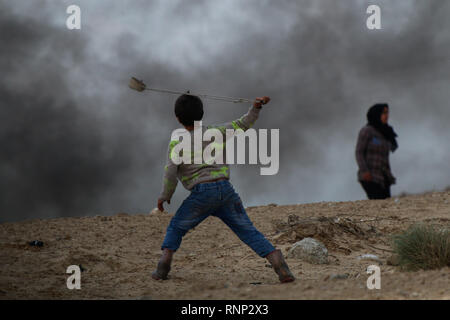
[144,87,253,104]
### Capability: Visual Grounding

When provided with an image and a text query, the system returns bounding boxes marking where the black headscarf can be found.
[367,103,398,152]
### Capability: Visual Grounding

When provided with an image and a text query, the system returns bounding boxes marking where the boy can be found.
[152,94,295,283]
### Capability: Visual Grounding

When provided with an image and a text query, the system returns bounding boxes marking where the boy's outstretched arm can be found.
[157,141,179,211]
[207,96,270,133]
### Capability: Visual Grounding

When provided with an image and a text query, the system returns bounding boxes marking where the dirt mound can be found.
[0,191,449,299]
[272,215,377,254]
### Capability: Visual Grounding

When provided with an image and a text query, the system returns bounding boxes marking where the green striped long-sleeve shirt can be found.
[159,105,261,201]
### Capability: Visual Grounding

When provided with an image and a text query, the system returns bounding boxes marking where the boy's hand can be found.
[157,198,170,212]
[254,96,270,109]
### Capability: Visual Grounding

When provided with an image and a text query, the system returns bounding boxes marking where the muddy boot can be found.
[266,249,295,283]
[152,248,174,280]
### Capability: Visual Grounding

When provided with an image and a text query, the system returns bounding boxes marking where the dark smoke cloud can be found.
[1,0,450,222]
[0,4,128,221]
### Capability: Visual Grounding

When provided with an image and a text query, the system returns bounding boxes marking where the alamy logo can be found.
[66,265,81,289]
[64,5,383,32]
[66,5,81,30]
[366,5,381,30]
[366,265,381,289]
[169,121,279,175]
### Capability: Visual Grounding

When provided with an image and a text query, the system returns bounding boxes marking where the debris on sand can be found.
[28,240,44,247]
[272,214,375,253]
[329,273,350,280]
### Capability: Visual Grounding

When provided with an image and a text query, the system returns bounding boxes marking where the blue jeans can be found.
[161,180,276,258]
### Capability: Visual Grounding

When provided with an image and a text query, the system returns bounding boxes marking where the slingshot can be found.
[129,77,255,104]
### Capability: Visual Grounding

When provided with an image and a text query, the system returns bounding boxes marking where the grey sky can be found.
[1,0,449,222]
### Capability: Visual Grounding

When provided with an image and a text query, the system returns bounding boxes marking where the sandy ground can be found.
[0,191,449,300]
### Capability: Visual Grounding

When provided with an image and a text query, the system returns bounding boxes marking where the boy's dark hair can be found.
[174,94,204,126]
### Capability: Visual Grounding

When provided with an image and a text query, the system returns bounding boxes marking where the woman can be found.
[355,103,398,199]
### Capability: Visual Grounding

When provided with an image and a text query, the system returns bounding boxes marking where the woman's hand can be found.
[362,172,372,182]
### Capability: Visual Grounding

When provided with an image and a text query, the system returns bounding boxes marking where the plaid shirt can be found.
[355,125,396,187]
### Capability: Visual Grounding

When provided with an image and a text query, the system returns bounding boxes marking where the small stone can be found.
[287,238,329,264]
[387,254,400,266]
[150,208,161,215]
[287,214,300,226]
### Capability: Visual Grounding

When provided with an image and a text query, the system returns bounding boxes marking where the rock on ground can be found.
[287,237,329,264]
